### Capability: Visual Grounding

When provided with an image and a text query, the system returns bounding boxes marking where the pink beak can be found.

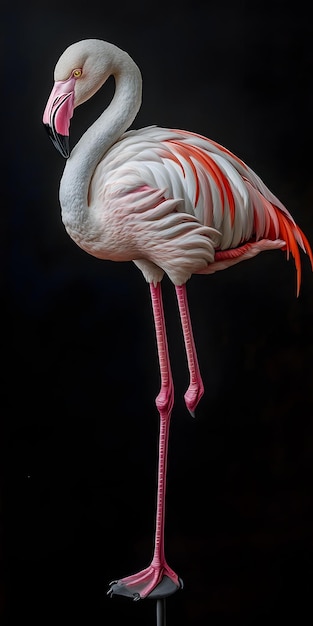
[43,76,75,158]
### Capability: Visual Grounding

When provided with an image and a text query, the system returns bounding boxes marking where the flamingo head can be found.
[43,39,117,158]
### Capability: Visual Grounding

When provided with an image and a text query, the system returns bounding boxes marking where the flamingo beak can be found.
[43,76,75,158]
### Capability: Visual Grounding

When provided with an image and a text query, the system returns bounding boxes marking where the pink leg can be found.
[175,284,204,415]
[108,282,182,600]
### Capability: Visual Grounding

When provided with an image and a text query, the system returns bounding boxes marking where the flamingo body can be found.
[63,121,311,290]
[43,39,313,600]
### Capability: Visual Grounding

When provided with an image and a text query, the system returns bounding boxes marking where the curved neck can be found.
[59,53,142,230]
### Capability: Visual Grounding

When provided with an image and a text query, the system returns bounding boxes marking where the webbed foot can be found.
[107,564,183,600]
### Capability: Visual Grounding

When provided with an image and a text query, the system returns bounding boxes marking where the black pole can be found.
[156,598,166,626]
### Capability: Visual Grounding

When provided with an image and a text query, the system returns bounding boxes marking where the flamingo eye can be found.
[73,69,82,78]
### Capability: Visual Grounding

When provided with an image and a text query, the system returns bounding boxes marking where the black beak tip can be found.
[43,123,70,159]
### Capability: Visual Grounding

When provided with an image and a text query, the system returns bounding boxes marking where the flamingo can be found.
[43,38,313,602]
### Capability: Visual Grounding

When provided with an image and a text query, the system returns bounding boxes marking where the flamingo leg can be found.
[175,284,204,416]
[108,282,182,600]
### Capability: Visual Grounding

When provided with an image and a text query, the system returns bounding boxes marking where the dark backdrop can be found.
[2,1,313,624]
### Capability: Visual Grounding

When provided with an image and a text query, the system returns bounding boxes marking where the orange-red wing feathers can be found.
[163,131,313,293]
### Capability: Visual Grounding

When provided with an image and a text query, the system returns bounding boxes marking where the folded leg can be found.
[175,284,204,415]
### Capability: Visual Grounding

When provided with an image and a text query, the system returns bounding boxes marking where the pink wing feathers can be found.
[89,125,313,293]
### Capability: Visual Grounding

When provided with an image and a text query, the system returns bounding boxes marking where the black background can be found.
[2,1,313,624]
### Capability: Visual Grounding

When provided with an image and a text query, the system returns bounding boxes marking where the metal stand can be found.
[156,598,166,626]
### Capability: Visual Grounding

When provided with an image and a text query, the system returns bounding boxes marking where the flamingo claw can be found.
[107,581,118,597]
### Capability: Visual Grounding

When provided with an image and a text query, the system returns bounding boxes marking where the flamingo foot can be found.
[107,564,183,600]
[184,380,204,416]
